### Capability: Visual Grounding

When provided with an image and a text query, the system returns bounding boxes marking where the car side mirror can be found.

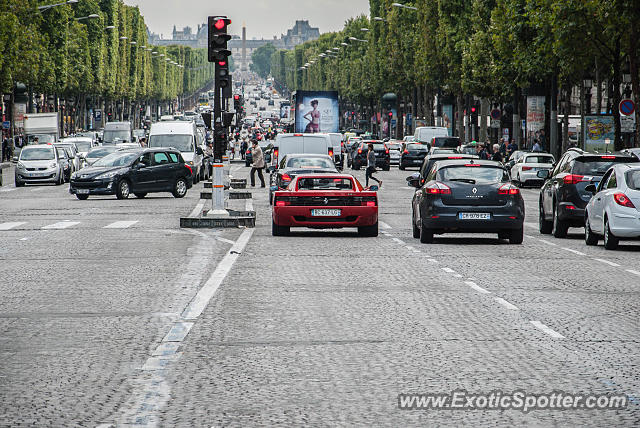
[536,170,550,179]
[135,163,146,169]
[585,183,597,194]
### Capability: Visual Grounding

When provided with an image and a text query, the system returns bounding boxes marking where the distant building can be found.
[148,20,320,70]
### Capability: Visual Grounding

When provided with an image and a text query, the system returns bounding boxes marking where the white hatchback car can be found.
[511,153,555,187]
[584,164,640,249]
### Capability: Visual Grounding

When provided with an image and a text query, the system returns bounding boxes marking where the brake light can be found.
[522,166,533,171]
[614,192,636,208]
[358,148,362,154]
[465,164,481,167]
[294,133,303,136]
[366,201,376,207]
[563,174,586,184]
[403,149,409,154]
[425,182,451,195]
[185,164,192,175]
[601,156,616,159]
[281,173,291,182]
[275,200,288,207]
[498,183,520,195]
[447,156,463,159]
[328,148,334,157]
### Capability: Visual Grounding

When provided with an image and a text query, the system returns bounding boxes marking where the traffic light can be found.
[233,94,242,111]
[470,102,479,125]
[208,17,231,89]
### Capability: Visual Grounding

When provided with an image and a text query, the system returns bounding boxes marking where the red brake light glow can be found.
[465,164,481,167]
[328,148,334,157]
[447,156,463,159]
[426,182,451,195]
[522,166,533,171]
[358,148,362,154]
[275,200,288,207]
[614,192,636,208]
[563,174,586,184]
[601,156,616,159]
[281,173,291,182]
[498,184,520,195]
[366,201,376,207]
[403,149,409,154]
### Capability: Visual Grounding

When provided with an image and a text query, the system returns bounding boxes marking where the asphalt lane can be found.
[1,162,639,426]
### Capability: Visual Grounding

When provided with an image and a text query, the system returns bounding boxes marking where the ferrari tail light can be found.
[522,166,533,171]
[275,200,288,207]
[359,196,377,206]
[498,183,520,195]
[564,174,586,184]
[366,201,376,207]
[425,181,451,195]
[614,192,636,208]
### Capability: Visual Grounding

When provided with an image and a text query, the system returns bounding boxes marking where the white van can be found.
[328,133,344,168]
[103,122,133,144]
[272,133,335,170]
[148,121,205,183]
[414,126,448,146]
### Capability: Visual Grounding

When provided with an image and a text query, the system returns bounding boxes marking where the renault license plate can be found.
[459,212,490,220]
[311,209,341,217]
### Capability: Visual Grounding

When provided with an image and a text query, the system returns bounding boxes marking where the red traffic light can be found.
[388,112,393,117]
[214,19,226,30]
[234,95,240,100]
[471,107,477,113]
[218,60,227,66]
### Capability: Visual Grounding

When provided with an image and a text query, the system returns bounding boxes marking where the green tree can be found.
[250,43,277,78]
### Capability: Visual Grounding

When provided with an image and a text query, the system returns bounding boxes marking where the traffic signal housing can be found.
[208,17,231,63]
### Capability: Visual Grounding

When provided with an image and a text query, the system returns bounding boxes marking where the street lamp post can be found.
[38,0,78,12]
[392,2,418,10]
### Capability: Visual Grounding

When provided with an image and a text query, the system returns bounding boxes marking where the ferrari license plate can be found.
[311,209,341,217]
[459,212,490,220]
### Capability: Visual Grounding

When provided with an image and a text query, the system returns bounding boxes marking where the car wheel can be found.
[584,214,599,246]
[412,211,420,239]
[272,218,289,236]
[172,178,188,198]
[134,193,147,198]
[539,199,552,234]
[508,227,524,244]
[76,194,89,200]
[603,217,619,250]
[358,222,378,237]
[552,202,568,238]
[116,179,130,199]
[15,179,24,188]
[419,221,434,244]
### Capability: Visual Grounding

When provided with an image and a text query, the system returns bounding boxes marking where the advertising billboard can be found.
[526,96,545,146]
[294,91,339,134]
[584,115,615,152]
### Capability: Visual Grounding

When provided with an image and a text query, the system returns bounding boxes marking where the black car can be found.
[399,143,429,170]
[409,159,525,244]
[430,136,461,150]
[269,154,337,204]
[351,141,391,171]
[538,148,639,237]
[69,148,193,200]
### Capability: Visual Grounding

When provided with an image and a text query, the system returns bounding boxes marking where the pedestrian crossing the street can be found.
[0,220,141,231]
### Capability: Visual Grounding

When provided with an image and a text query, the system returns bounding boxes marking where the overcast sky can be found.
[123,0,370,40]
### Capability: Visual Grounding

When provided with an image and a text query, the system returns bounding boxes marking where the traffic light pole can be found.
[211,64,227,215]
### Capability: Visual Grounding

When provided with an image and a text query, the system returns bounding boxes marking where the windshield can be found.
[21,147,56,160]
[27,134,56,144]
[148,134,194,152]
[433,137,460,148]
[626,170,640,190]
[438,166,508,184]
[287,157,334,169]
[87,147,118,159]
[104,130,130,143]
[93,152,139,167]
[297,177,353,190]
[573,157,638,176]
[524,155,554,164]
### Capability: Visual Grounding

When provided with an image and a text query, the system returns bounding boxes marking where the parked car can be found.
[511,153,555,187]
[584,164,640,249]
[269,154,337,204]
[272,173,379,236]
[69,148,193,200]
[14,144,65,186]
[408,159,524,244]
[538,148,639,237]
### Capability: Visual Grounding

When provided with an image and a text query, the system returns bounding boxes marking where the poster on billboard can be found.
[280,103,290,119]
[584,115,615,152]
[526,96,545,147]
[442,104,453,136]
[294,91,339,134]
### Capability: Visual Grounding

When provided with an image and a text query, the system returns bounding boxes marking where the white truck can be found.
[271,133,335,170]
[23,112,59,144]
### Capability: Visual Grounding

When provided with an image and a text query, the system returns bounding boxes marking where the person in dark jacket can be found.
[365,143,382,187]
[491,144,503,162]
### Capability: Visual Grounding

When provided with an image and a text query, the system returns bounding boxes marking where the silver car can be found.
[15,144,65,186]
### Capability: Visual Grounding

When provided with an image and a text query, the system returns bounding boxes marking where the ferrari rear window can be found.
[297,177,353,190]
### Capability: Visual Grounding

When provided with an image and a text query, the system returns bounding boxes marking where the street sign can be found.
[490,109,502,120]
[95,109,102,123]
[621,113,636,133]
[619,99,635,116]
[490,119,500,128]
[2,121,10,129]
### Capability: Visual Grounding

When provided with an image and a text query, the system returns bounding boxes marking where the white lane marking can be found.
[538,239,557,246]
[562,247,586,256]
[42,221,80,230]
[245,198,254,212]
[626,269,640,277]
[530,320,565,339]
[593,258,620,267]
[442,267,456,274]
[0,187,16,192]
[0,222,26,230]
[465,281,490,294]
[495,297,519,311]
[524,222,537,229]
[189,199,206,218]
[379,221,392,229]
[161,322,194,343]
[392,237,403,244]
[103,220,138,229]
[427,259,438,263]
[405,245,415,251]
[19,237,30,241]
[381,231,390,235]
[30,187,45,192]
[216,237,236,245]
[181,228,254,320]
